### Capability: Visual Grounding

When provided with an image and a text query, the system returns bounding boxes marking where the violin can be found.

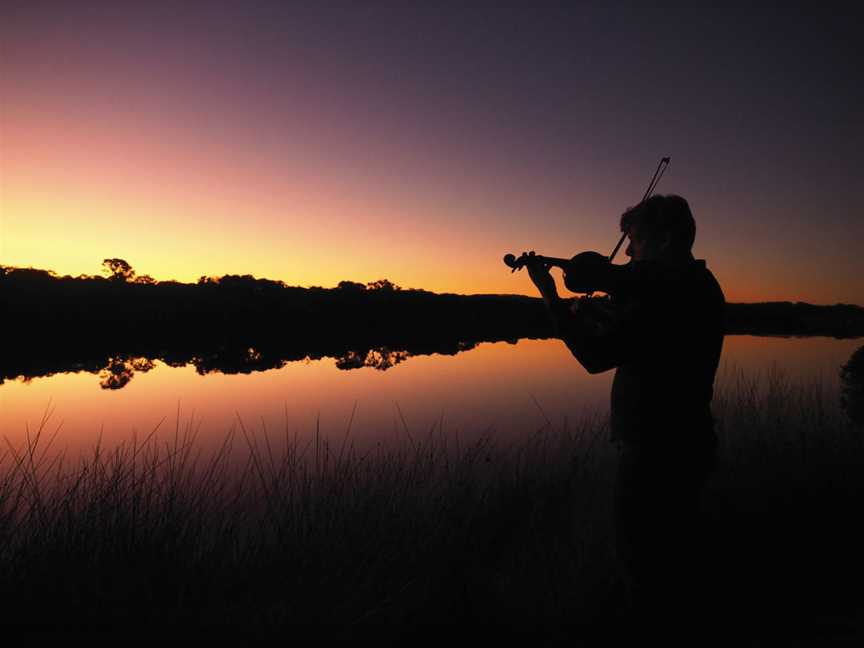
[503,250,624,295]
[503,157,670,296]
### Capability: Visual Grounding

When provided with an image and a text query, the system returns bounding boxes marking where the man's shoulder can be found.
[646,260,725,329]
[691,260,726,303]
[633,259,723,297]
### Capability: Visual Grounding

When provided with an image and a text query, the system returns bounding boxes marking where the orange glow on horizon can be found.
[2,60,860,305]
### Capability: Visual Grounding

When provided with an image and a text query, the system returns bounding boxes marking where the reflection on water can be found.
[1,340,486,389]
[1,339,606,453]
[1,336,861,455]
[334,347,412,371]
[99,357,156,390]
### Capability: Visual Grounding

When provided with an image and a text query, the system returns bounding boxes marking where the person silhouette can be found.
[525,194,725,635]
[841,345,864,427]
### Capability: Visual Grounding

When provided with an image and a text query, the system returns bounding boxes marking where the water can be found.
[1,336,860,455]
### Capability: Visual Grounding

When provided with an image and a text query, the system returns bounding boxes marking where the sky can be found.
[2,2,862,303]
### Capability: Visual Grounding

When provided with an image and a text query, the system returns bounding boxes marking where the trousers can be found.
[613,433,717,629]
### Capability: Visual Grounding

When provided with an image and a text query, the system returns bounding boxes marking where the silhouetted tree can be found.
[102,258,135,283]
[218,274,257,288]
[130,358,156,373]
[337,280,367,291]
[5,267,55,282]
[98,357,155,390]
[367,279,400,291]
[334,350,367,370]
[366,347,409,370]
[135,274,157,285]
[334,347,410,371]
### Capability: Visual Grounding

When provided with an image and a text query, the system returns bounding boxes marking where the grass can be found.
[0,371,861,638]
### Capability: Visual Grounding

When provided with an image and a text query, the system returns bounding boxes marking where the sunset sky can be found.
[2,2,862,303]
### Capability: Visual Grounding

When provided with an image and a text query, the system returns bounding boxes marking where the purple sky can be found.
[3,2,862,302]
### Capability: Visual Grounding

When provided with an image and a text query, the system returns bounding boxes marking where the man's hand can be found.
[524,251,559,304]
[563,251,612,293]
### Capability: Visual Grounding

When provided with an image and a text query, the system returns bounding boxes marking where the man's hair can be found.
[620,194,696,255]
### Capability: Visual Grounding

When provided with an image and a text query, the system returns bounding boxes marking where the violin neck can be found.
[535,255,571,270]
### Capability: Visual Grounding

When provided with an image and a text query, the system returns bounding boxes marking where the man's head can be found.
[620,194,696,262]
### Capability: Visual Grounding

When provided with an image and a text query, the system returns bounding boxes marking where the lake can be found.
[1,335,861,456]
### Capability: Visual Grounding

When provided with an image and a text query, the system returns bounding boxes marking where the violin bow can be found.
[608,156,670,263]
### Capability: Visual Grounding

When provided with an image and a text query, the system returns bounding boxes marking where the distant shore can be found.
[2,265,862,385]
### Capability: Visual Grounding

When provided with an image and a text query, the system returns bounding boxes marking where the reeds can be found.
[0,371,861,630]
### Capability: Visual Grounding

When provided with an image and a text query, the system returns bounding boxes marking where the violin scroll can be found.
[502,251,568,274]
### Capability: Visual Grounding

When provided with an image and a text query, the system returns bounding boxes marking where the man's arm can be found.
[526,261,620,374]
[547,296,621,374]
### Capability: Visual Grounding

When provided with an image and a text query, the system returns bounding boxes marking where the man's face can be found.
[625,226,654,262]
[625,225,671,261]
